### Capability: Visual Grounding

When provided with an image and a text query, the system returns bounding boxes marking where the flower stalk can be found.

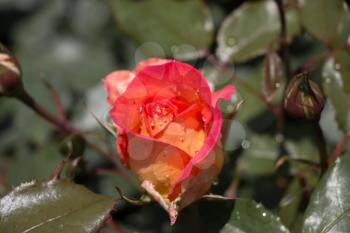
[274,0,292,81]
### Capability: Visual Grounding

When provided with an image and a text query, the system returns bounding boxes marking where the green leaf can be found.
[234,65,269,124]
[239,134,279,176]
[278,139,320,230]
[7,145,62,186]
[0,179,115,233]
[303,155,350,233]
[323,56,350,132]
[285,138,319,163]
[299,0,349,45]
[216,0,300,63]
[109,0,213,59]
[14,0,115,96]
[174,199,234,233]
[200,64,232,91]
[220,199,289,233]
[99,173,136,198]
[335,14,350,47]
[284,138,320,177]
[278,179,303,228]
[333,51,350,93]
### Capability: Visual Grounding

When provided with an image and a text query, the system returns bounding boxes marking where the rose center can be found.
[141,101,176,136]
[146,102,174,119]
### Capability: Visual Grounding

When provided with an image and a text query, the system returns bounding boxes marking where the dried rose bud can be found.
[0,43,22,96]
[284,72,324,122]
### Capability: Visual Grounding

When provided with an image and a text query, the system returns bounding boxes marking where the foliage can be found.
[0,0,350,232]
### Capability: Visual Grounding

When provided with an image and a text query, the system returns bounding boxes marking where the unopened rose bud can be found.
[284,72,324,122]
[0,43,22,97]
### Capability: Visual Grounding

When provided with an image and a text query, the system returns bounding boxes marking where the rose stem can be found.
[274,0,292,82]
[39,73,66,121]
[14,87,119,168]
[313,123,328,174]
[47,150,72,181]
[293,51,330,74]
[275,0,330,174]
[16,88,76,133]
[16,86,139,187]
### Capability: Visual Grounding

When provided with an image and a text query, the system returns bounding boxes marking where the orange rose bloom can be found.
[104,59,235,224]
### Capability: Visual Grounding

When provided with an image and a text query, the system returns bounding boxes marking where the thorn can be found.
[47,150,72,181]
[38,73,66,121]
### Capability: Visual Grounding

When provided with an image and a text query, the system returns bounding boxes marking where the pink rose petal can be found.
[103,70,134,106]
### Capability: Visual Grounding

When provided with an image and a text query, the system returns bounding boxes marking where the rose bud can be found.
[104,59,235,224]
[0,43,22,97]
[284,72,324,122]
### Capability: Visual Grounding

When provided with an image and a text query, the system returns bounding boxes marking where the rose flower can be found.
[104,59,235,224]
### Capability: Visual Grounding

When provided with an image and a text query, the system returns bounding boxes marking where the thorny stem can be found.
[313,123,328,174]
[294,43,349,75]
[296,172,312,210]
[275,155,321,171]
[48,151,72,181]
[273,0,292,134]
[294,51,330,75]
[275,0,292,81]
[224,165,241,199]
[14,86,131,180]
[39,74,66,121]
[16,87,76,134]
[274,1,333,179]
[274,2,343,168]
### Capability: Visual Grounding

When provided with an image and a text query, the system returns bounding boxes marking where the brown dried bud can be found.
[0,43,22,96]
[284,72,325,122]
